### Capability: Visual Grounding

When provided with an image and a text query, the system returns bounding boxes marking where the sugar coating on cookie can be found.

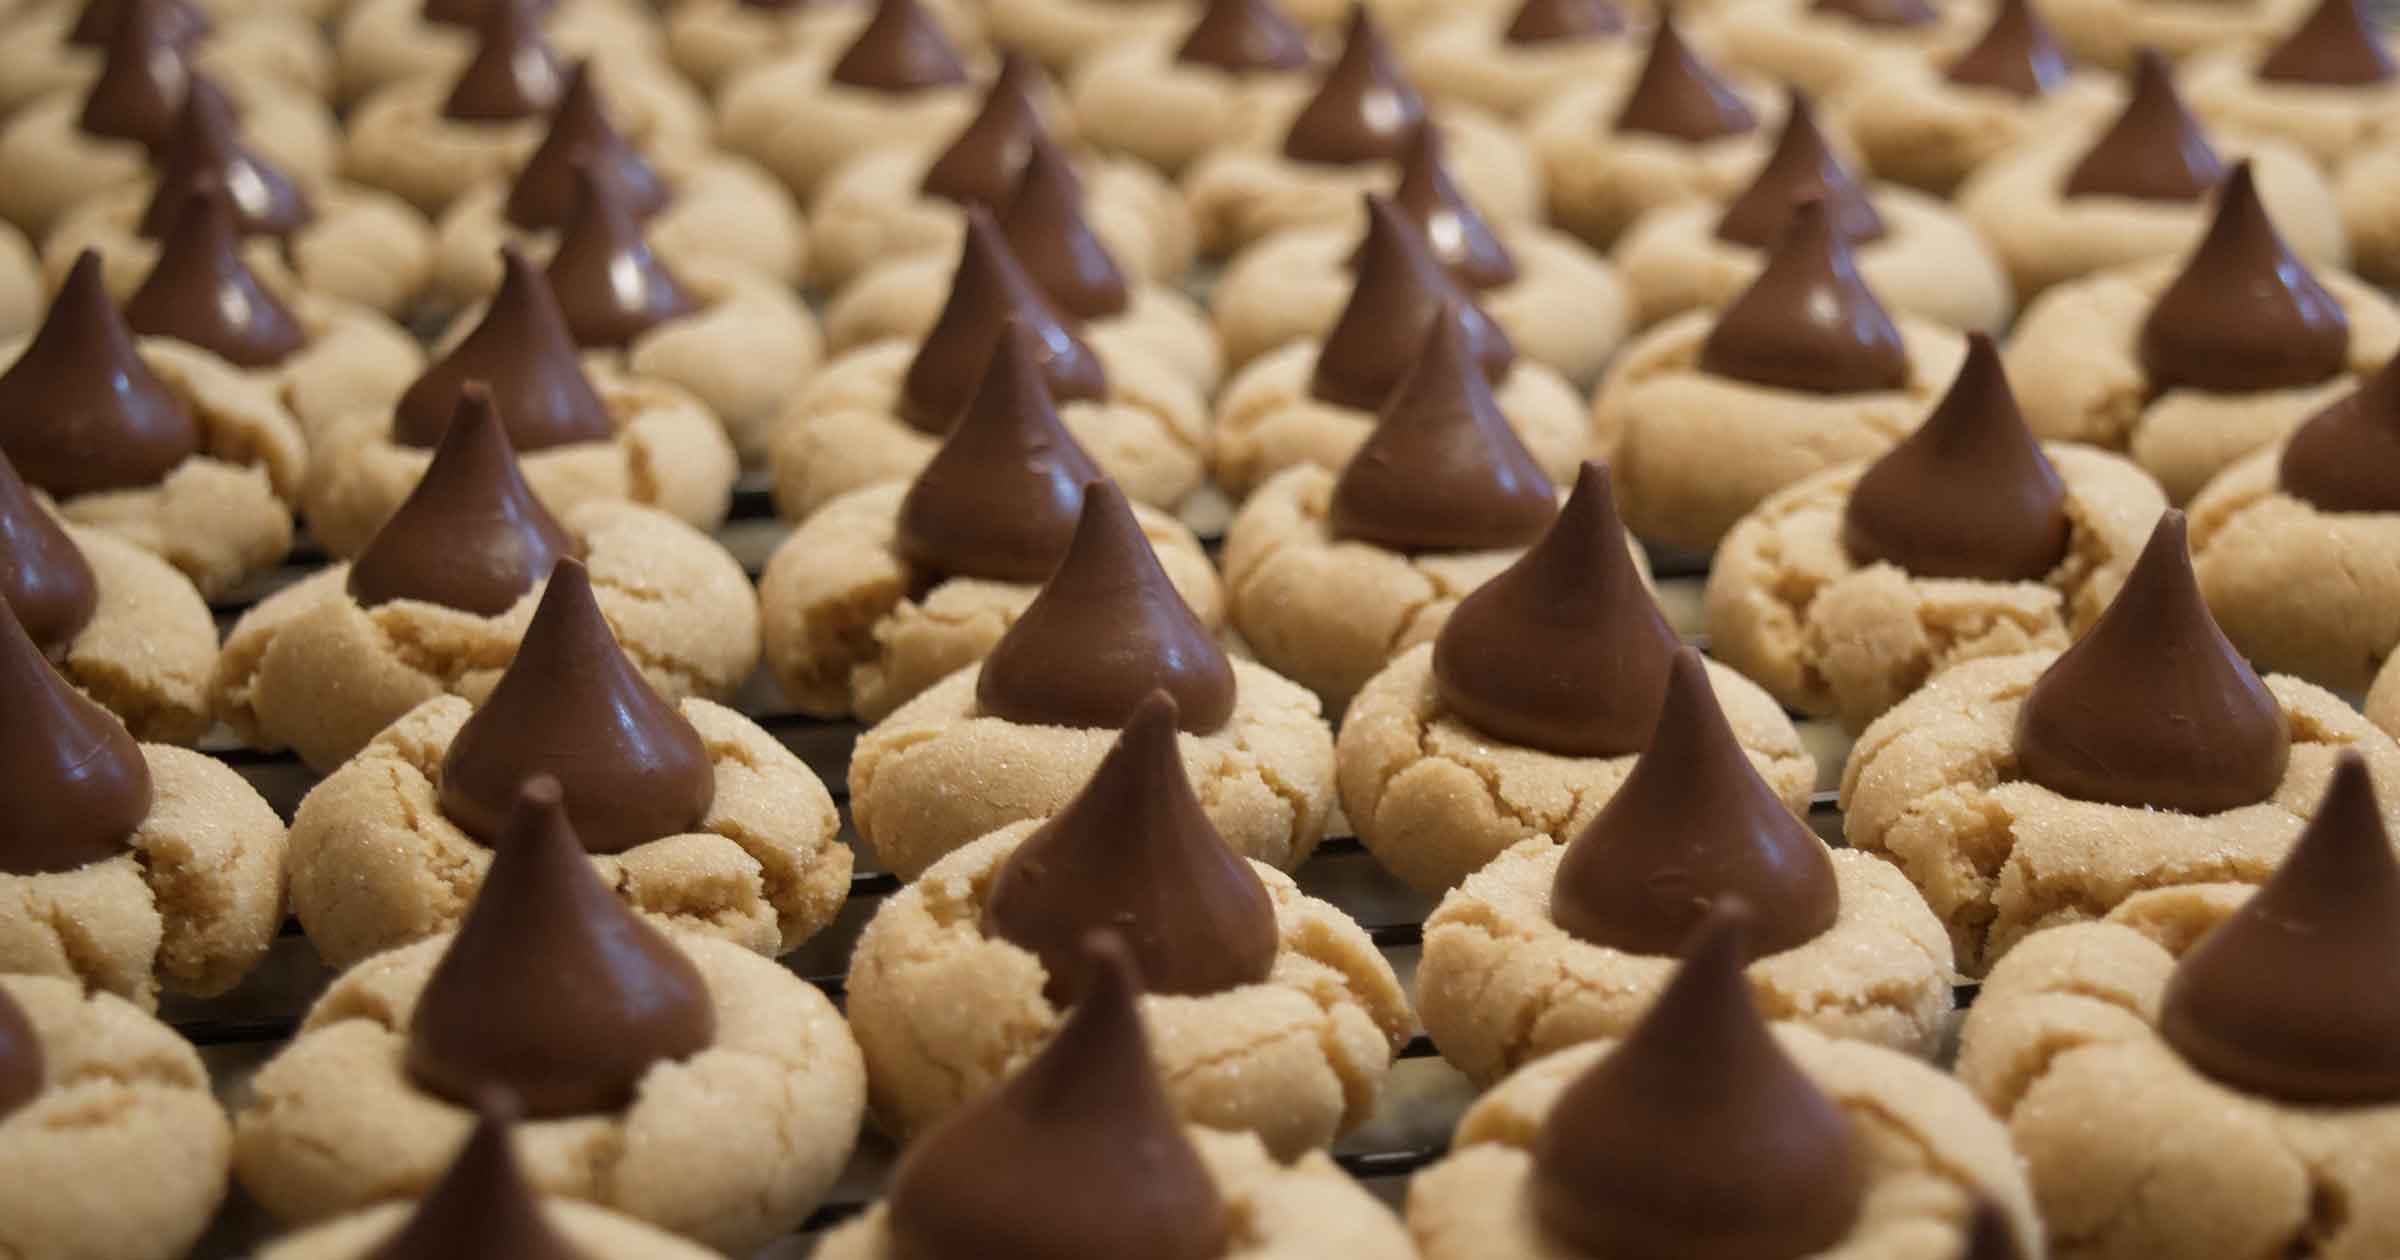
[2188,443,2400,693]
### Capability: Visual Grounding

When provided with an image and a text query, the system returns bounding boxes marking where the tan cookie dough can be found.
[769,336,1209,519]
[260,1198,720,1260]
[2005,257,2399,502]
[758,480,1224,722]
[0,219,33,340]
[1407,1023,2040,1260]
[1065,29,1317,175]
[330,0,665,107]
[287,691,846,970]
[1591,309,1967,552]
[0,743,287,1008]
[1615,186,2016,332]
[304,362,738,557]
[0,975,233,1260]
[1841,650,2400,974]
[1211,222,1631,385]
[43,180,438,323]
[2373,653,2400,737]
[715,48,984,201]
[1710,0,1991,97]
[851,659,1339,878]
[1220,466,1655,713]
[213,500,760,772]
[1213,341,1590,500]
[1404,11,1646,120]
[1337,643,1814,894]
[0,2,329,117]
[807,142,1194,300]
[1958,890,2400,1259]
[0,81,335,239]
[1527,66,1789,249]
[1958,127,2343,298]
[664,0,986,95]
[978,0,1465,73]
[1706,443,2169,731]
[1416,839,1953,1088]
[2037,0,2314,71]
[820,1126,1417,1259]
[2184,47,2400,171]
[842,819,1411,1155]
[2335,141,2400,286]
[427,151,808,315]
[1182,106,1542,256]
[1826,57,2124,195]
[344,63,711,216]
[231,930,868,1255]
[53,522,222,744]
[2188,446,2400,692]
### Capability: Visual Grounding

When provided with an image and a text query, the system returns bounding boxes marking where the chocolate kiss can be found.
[1945,0,2072,97]
[977,481,1237,734]
[392,249,614,451]
[1281,8,1426,166]
[895,318,1105,584]
[78,0,187,150]
[440,559,713,856]
[1001,134,1130,322]
[1844,333,2070,582]
[2014,510,2290,813]
[136,78,311,240]
[884,933,1228,1260]
[1813,0,1935,28]
[441,0,566,123]
[2064,50,2224,202]
[1506,0,1627,45]
[124,187,307,369]
[2280,354,2400,513]
[70,0,205,50]
[406,776,716,1118]
[984,691,1280,1007]
[919,51,1047,212]
[1614,17,1758,142]
[1962,1199,2023,1260]
[423,0,556,30]
[0,452,99,658]
[1531,902,1866,1260]
[1552,648,1840,958]
[2139,161,2349,395]
[2161,753,2400,1101]
[1312,195,1514,412]
[0,600,151,878]
[1176,0,1311,73]
[362,1096,590,1260]
[900,210,1106,434]
[506,63,672,233]
[543,163,698,350]
[829,0,969,94]
[1432,463,1680,757]
[348,386,585,616]
[0,984,40,1123]
[0,251,200,498]
[1716,93,1885,249]
[1329,302,1556,553]
[2260,0,2394,85]
[1390,126,1518,291]
[1698,198,1911,395]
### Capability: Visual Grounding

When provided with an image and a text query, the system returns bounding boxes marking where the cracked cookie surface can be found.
[55,523,222,745]
[2188,444,2400,693]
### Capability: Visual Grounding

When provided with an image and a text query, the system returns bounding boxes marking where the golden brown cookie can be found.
[1710,0,1991,97]
[1828,49,2123,194]
[2373,653,2400,738]
[330,0,665,107]
[0,975,233,1260]
[0,2,329,117]
[0,220,34,341]
[2184,49,2400,172]
[1065,27,1318,175]
[2039,0,2313,71]
[2188,446,2400,694]
[1404,9,1647,121]
[714,33,987,201]
[664,0,986,94]
[53,522,220,744]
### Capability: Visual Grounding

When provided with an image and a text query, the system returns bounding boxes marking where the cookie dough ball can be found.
[2188,446,2400,694]
[53,523,221,744]
[1842,652,2400,974]
[715,22,985,201]
[0,976,232,1260]
[2374,653,2400,738]
[214,501,759,772]
[1339,643,1813,894]
[1827,40,2124,195]
[331,0,663,107]
[664,0,985,95]
[759,481,1223,722]
[1711,0,1992,97]
[1404,8,1646,121]
[231,932,868,1255]
[843,819,1411,1155]
[1066,27,1317,175]
[2037,0,2313,70]
[2337,142,2400,286]
[1708,443,2168,731]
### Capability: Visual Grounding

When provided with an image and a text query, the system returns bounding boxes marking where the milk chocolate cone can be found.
[829,0,968,92]
[1177,0,1311,72]
[0,252,200,498]
[1715,93,1884,249]
[1614,17,1756,142]
[392,249,614,451]
[2279,353,2400,513]
[136,78,310,239]
[124,186,307,368]
[2138,161,2348,395]
[2064,51,2223,201]
[441,0,565,122]
[1506,0,1625,45]
[363,1096,589,1260]
[920,51,1045,211]
[2259,0,2393,85]
[0,600,150,878]
[900,210,1105,433]
[78,0,187,149]
[1390,126,1517,290]
[0,985,40,1122]
[1313,195,1513,411]
[1001,134,1130,321]
[505,63,671,232]
[1945,0,2071,97]
[1282,8,1425,165]
[543,163,698,349]
[70,0,204,51]
[1699,198,1910,395]
[0,452,99,658]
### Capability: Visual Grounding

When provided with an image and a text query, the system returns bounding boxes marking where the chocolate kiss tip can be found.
[545,159,696,350]
[1003,133,1130,322]
[895,317,1103,584]
[139,79,311,240]
[2159,753,2400,1104]
[0,983,41,1123]
[405,774,715,1119]
[0,250,200,499]
[1698,197,1910,396]
[1551,647,1841,960]
[1432,461,1680,759]
[1281,7,1425,166]
[2139,160,2349,396]
[1843,332,2070,583]
[436,556,714,857]
[1531,898,1865,1259]
[903,208,1105,434]
[1177,0,1311,73]
[1715,91,1884,250]
[2279,353,2400,513]
[442,0,561,122]
[1393,126,1518,290]
[1313,194,1514,412]
[506,62,669,232]
[1945,0,2072,97]
[829,0,969,93]
[364,1091,589,1260]
[392,247,613,451]
[80,0,187,150]
[976,480,1237,734]
[2013,509,2290,814]
[125,185,307,369]
[0,447,101,657]
[919,50,1048,212]
[1613,15,1757,142]
[2064,49,2223,202]
[2259,0,2395,86]
[0,597,151,878]
[983,689,1279,1007]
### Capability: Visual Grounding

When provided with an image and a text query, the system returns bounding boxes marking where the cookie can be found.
[1404,3,1646,121]
[1064,13,1317,176]
[664,0,985,95]
[1710,0,1991,97]
[2038,0,2313,71]
[0,220,33,341]
[0,975,233,1260]
[2375,651,2400,738]
[0,0,328,117]
[330,0,663,107]
[983,0,1459,74]
[2182,1,2400,172]
[44,523,221,745]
